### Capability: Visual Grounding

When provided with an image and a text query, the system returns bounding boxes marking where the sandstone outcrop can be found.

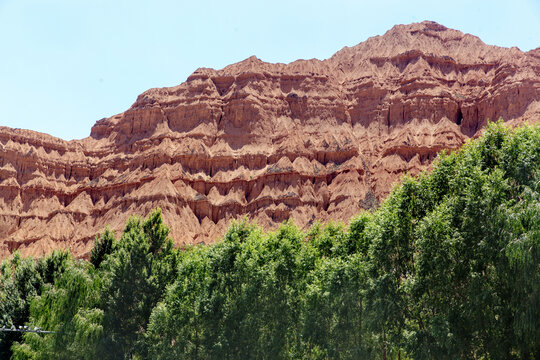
[1,21,539,258]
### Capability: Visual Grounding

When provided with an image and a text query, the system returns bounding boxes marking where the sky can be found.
[0,0,539,140]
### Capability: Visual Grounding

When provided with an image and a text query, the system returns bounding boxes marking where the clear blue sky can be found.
[1,0,539,140]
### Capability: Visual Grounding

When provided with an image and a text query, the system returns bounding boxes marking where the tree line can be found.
[1,122,539,359]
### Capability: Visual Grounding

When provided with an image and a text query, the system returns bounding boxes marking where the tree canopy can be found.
[1,122,538,359]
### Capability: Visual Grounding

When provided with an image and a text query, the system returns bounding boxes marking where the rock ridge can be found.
[1,21,539,258]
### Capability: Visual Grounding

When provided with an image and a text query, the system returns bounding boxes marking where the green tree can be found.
[301,254,372,359]
[11,260,104,360]
[403,122,539,359]
[0,253,44,359]
[6,121,539,360]
[90,227,116,269]
[147,221,307,359]
[98,209,178,359]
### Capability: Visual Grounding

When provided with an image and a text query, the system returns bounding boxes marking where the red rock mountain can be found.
[1,21,539,258]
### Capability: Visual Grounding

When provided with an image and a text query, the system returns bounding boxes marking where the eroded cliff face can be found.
[1,21,539,258]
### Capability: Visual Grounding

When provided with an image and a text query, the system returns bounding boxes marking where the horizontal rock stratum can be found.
[1,21,539,259]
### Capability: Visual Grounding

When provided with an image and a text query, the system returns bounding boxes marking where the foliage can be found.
[1,122,539,359]
[90,227,115,269]
[7,209,179,360]
[98,209,178,359]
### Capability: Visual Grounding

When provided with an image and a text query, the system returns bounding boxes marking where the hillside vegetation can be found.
[1,122,539,359]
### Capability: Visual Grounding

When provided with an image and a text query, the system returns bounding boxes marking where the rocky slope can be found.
[1,21,539,258]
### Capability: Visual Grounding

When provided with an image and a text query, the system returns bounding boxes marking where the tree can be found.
[0,252,44,358]
[98,209,178,359]
[90,227,116,269]
[11,260,104,360]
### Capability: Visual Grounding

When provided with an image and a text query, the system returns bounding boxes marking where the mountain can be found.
[1,21,539,258]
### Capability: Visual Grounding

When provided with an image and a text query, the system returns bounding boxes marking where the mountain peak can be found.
[327,21,528,76]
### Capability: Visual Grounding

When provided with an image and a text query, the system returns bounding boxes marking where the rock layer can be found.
[1,21,539,258]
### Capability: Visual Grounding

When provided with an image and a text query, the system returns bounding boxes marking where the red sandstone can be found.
[1,21,539,258]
